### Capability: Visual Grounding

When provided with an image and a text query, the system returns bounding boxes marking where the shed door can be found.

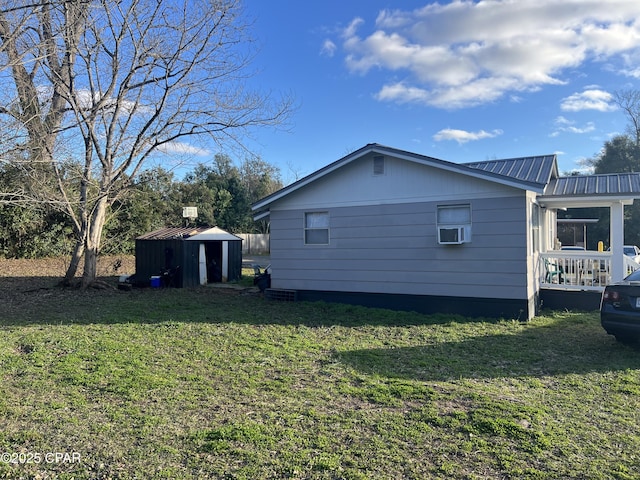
[221,241,228,282]
[204,241,223,282]
[198,243,207,285]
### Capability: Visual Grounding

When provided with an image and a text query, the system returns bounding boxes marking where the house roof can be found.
[252,143,640,219]
[137,226,241,241]
[543,173,640,197]
[252,143,556,218]
[463,155,558,187]
[538,172,640,208]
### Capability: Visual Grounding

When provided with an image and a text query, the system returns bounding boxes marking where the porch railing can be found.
[539,251,640,291]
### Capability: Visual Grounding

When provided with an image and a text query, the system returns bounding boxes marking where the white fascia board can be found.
[253,210,270,221]
[538,196,635,208]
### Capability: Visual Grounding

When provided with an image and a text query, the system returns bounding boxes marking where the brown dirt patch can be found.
[0,256,137,321]
[0,255,135,278]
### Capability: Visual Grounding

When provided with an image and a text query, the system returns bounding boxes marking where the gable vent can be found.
[373,155,385,175]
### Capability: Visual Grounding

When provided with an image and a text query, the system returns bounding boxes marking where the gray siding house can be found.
[252,144,640,320]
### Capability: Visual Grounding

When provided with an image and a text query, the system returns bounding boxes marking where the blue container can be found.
[150,276,161,288]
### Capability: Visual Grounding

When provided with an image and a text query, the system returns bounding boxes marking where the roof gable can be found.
[252,144,555,216]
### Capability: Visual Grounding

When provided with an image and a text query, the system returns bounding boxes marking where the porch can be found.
[538,251,640,312]
[539,251,640,292]
[537,172,640,303]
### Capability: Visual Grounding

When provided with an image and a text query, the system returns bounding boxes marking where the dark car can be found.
[601,268,640,344]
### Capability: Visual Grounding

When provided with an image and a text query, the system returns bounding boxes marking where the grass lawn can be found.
[1,269,640,479]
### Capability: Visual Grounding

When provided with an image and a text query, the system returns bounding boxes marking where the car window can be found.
[625,269,640,281]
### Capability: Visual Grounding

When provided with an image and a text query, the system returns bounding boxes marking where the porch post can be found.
[610,201,625,282]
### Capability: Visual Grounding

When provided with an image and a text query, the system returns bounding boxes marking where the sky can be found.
[238,0,640,183]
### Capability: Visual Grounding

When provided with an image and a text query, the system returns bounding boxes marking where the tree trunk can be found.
[81,197,108,289]
[62,189,89,286]
[62,238,85,286]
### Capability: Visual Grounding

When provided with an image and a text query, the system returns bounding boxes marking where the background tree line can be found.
[0,0,637,269]
[0,0,292,286]
[0,153,282,258]
[560,90,640,249]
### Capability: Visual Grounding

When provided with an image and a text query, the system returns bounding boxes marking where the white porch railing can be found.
[539,251,640,291]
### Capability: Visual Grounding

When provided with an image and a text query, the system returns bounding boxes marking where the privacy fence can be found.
[237,234,269,255]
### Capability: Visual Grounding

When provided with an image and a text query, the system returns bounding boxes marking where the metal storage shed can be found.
[135,227,243,287]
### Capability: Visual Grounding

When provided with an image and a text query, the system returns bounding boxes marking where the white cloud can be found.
[376,82,430,104]
[550,116,596,137]
[433,128,503,144]
[35,86,147,115]
[622,67,640,78]
[567,123,596,134]
[338,1,640,109]
[157,142,210,156]
[560,89,616,111]
[342,17,364,41]
[320,39,337,57]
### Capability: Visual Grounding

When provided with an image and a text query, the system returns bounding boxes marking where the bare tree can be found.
[614,89,640,146]
[0,1,89,279]
[0,0,292,287]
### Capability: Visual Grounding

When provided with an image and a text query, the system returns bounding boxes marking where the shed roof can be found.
[186,226,242,241]
[137,226,241,241]
[137,227,208,240]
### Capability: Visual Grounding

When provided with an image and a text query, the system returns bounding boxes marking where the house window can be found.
[437,204,471,244]
[305,212,329,245]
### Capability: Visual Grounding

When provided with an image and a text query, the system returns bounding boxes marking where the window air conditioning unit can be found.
[438,225,470,245]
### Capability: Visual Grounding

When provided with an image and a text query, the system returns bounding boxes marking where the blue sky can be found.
[240,0,640,183]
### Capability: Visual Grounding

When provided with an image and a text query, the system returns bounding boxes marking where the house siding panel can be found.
[275,153,522,211]
[269,195,527,300]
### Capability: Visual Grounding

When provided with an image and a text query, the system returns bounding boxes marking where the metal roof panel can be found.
[544,173,640,197]
[463,155,557,186]
[137,227,209,240]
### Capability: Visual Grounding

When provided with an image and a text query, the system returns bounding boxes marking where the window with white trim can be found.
[437,204,472,244]
[304,212,329,245]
